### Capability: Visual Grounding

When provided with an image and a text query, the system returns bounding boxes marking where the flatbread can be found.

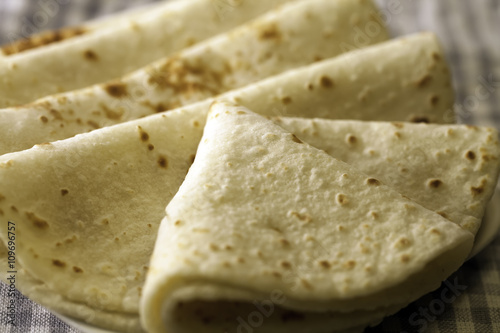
[276,118,500,235]
[0,248,143,332]
[140,102,474,332]
[0,32,451,156]
[0,31,469,331]
[0,108,497,331]
[0,0,298,107]
[0,1,169,57]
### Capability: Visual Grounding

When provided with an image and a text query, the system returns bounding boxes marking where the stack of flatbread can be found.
[0,0,499,332]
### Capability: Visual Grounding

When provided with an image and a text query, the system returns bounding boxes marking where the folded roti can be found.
[0,0,298,107]
[0,105,497,330]
[140,102,474,332]
[0,32,452,156]
[276,118,500,235]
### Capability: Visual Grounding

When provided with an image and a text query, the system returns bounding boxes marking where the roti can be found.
[1,107,497,331]
[0,32,452,156]
[0,0,298,107]
[140,102,474,332]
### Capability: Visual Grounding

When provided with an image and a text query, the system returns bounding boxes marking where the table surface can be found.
[0,0,499,332]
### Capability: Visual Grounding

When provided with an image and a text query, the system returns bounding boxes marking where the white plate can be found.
[56,190,500,333]
[469,188,500,258]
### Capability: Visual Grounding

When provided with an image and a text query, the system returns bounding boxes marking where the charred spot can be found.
[65,235,77,244]
[319,261,331,269]
[189,154,196,164]
[344,260,356,269]
[147,144,155,151]
[87,120,100,129]
[258,23,282,40]
[50,109,63,120]
[336,194,348,205]
[471,179,487,196]
[138,126,149,142]
[431,228,441,236]
[280,239,290,247]
[432,52,441,61]
[52,260,66,268]
[61,189,69,196]
[430,95,440,106]
[272,271,282,278]
[416,75,433,88]
[141,101,169,113]
[482,153,498,162]
[466,151,476,160]
[428,179,443,188]
[83,50,99,61]
[366,178,381,186]
[26,212,49,229]
[281,96,292,105]
[410,116,430,123]
[398,238,411,247]
[1,26,86,56]
[301,279,313,290]
[155,104,167,113]
[58,96,68,105]
[73,266,84,273]
[320,75,334,88]
[146,57,225,96]
[104,82,128,98]
[314,55,323,62]
[158,155,168,169]
[40,116,49,123]
[347,135,357,144]
[100,103,124,120]
[280,261,292,269]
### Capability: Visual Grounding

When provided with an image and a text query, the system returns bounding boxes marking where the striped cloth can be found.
[0,0,499,332]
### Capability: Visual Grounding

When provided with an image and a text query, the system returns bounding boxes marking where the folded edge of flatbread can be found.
[140,101,474,332]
